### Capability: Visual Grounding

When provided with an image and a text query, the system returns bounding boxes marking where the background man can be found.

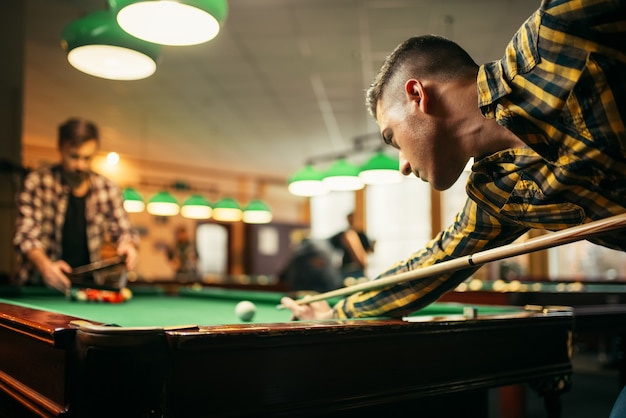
[13,117,138,293]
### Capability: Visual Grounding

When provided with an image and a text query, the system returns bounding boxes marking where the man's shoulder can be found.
[23,165,61,185]
[88,171,118,188]
[27,164,58,175]
[87,172,122,203]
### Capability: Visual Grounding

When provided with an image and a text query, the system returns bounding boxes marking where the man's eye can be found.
[384,138,399,149]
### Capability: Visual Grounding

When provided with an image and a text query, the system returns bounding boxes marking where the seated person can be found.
[279,234,342,294]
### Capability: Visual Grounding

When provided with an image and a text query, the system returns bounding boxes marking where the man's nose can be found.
[76,158,89,171]
[399,152,412,176]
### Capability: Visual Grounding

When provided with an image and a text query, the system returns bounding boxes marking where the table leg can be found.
[618,334,626,388]
[530,374,571,418]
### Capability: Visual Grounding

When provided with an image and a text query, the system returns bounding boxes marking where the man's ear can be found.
[405,79,428,113]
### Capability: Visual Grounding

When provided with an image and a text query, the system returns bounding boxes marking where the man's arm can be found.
[14,171,72,292]
[282,198,529,320]
[25,248,72,292]
[340,229,368,268]
[332,199,528,318]
[98,179,140,270]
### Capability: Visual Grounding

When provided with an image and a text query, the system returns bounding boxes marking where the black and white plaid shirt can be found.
[13,165,138,284]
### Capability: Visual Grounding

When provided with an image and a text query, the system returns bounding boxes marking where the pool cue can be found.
[283,212,626,307]
[68,255,128,291]
[70,255,127,276]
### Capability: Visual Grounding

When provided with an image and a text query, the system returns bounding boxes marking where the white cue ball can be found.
[235,300,256,322]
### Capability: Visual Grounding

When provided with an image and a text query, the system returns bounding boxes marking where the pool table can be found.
[440,279,626,308]
[0,285,573,418]
[440,279,626,384]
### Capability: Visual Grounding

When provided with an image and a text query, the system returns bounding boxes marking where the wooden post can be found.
[0,3,25,282]
[430,189,442,238]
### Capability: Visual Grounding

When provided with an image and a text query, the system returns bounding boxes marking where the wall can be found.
[18,143,309,280]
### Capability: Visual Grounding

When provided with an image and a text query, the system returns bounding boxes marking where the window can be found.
[196,223,228,275]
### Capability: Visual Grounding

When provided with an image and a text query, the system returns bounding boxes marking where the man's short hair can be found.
[365,35,478,118]
[58,118,99,149]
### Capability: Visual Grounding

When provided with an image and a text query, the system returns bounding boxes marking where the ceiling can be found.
[22,0,538,182]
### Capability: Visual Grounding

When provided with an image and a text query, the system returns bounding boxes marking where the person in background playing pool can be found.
[281,0,626,320]
[329,212,375,280]
[278,229,342,294]
[13,118,139,293]
[167,225,199,281]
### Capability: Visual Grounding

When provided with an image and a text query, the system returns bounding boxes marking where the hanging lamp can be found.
[359,152,402,185]
[122,187,145,213]
[147,191,179,216]
[322,159,364,191]
[212,197,242,222]
[113,0,228,46]
[242,199,272,224]
[61,10,160,80]
[287,165,329,197]
[180,194,212,219]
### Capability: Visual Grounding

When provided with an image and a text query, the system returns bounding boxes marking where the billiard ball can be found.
[492,279,506,292]
[455,282,468,292]
[235,300,256,322]
[567,282,584,292]
[343,277,356,287]
[468,278,483,291]
[508,280,521,292]
[67,289,86,301]
[120,287,133,301]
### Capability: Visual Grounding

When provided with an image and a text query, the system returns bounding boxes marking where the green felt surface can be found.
[0,285,520,327]
[0,286,291,326]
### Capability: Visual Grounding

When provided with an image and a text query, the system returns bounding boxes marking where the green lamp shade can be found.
[122,187,145,213]
[61,10,160,80]
[181,194,212,219]
[287,165,329,197]
[147,191,179,216]
[113,0,228,46]
[358,152,402,185]
[242,199,272,224]
[322,159,364,191]
[212,197,242,222]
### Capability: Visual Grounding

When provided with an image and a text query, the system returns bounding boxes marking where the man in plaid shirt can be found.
[282,0,626,320]
[13,118,138,293]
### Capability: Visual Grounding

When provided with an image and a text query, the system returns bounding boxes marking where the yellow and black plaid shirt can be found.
[335,0,626,318]
[13,165,138,284]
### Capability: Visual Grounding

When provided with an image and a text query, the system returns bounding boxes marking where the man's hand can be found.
[280,296,334,321]
[27,248,71,293]
[40,260,72,293]
[117,241,138,270]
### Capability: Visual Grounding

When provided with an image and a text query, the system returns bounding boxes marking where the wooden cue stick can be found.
[288,212,626,306]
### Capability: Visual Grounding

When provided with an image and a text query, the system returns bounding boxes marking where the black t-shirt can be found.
[329,230,372,267]
[61,193,90,268]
